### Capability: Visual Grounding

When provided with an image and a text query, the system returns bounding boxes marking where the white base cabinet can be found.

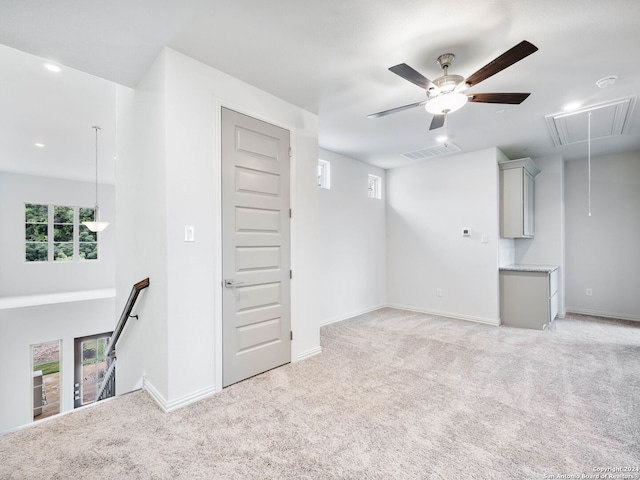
[500,268,559,330]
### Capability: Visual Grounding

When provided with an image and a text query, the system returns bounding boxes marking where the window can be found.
[25,204,98,262]
[32,340,61,421]
[74,332,113,408]
[368,174,382,199]
[318,159,331,189]
[25,204,48,262]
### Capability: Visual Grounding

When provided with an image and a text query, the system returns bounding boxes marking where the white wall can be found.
[0,297,116,433]
[564,150,640,320]
[514,155,566,316]
[0,172,115,297]
[114,64,168,400]
[317,149,386,325]
[386,148,502,324]
[116,48,320,410]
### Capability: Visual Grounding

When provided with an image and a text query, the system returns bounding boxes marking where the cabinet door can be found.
[500,168,525,238]
[523,170,535,237]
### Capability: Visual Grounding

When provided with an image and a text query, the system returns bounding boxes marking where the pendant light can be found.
[82,126,110,232]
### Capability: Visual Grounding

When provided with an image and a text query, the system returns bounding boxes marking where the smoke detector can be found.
[595,76,618,88]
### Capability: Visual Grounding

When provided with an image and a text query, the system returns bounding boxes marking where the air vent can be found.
[545,96,637,147]
[402,142,462,160]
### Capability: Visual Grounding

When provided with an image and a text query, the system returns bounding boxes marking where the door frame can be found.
[213,99,298,392]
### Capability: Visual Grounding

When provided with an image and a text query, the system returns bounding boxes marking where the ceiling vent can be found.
[402,142,462,160]
[545,96,637,147]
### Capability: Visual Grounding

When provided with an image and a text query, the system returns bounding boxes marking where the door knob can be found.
[224,279,244,288]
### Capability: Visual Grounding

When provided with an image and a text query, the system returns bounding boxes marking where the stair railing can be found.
[95,277,149,402]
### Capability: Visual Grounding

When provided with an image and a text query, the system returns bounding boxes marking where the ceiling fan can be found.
[368,40,539,130]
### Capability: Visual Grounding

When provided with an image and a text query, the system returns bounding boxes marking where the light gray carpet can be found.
[1,308,639,479]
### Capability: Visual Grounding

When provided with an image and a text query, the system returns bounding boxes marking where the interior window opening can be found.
[32,340,61,421]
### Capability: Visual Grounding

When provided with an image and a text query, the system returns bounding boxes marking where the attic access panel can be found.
[545,96,637,147]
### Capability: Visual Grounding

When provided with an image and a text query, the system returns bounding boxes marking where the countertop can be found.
[499,264,559,273]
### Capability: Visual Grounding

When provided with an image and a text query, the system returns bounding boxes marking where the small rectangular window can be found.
[25,204,49,262]
[79,208,98,260]
[368,174,382,199]
[53,205,74,261]
[318,159,331,189]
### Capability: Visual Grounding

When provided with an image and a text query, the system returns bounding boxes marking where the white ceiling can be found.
[1,0,639,181]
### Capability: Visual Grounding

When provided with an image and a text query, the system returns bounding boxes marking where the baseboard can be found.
[386,303,500,326]
[565,308,640,322]
[295,346,322,362]
[143,378,217,413]
[319,304,387,327]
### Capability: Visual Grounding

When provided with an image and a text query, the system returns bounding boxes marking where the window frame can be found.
[368,174,382,199]
[318,159,331,189]
[24,203,99,263]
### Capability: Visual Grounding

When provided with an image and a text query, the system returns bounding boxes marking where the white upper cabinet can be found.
[499,158,540,238]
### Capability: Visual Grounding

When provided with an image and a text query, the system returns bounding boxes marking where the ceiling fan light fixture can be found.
[433,74,465,93]
[425,92,468,115]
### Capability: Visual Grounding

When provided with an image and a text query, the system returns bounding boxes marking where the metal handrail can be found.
[104,278,150,360]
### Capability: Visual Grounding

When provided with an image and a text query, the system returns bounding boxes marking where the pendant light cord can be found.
[93,126,101,211]
[587,112,591,217]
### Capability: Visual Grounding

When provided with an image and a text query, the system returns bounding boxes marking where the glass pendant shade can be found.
[425,92,468,115]
[83,206,110,232]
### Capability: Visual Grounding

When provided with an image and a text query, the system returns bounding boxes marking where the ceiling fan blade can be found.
[429,114,445,130]
[389,63,437,91]
[468,93,531,104]
[464,41,538,87]
[368,100,426,119]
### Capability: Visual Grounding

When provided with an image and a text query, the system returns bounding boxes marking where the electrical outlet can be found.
[585,288,593,296]
[436,288,442,297]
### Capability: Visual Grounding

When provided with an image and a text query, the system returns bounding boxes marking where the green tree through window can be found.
[25,204,49,262]
[24,204,99,262]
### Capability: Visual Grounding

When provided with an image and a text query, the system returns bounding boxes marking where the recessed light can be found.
[44,63,61,73]
[34,143,45,148]
[495,109,505,115]
[563,102,582,111]
[436,135,448,143]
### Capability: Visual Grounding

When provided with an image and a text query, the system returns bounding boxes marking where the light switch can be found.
[185,225,195,242]
[481,234,488,243]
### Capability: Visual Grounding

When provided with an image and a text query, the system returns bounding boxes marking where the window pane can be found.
[53,243,73,261]
[54,224,74,242]
[79,243,98,260]
[26,224,48,242]
[53,206,74,224]
[79,208,95,223]
[26,243,48,262]
[82,339,97,362]
[79,225,97,242]
[25,204,48,223]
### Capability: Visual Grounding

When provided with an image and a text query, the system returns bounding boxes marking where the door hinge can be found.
[289,208,292,218]
[289,270,292,279]
[290,331,293,341]
[288,147,293,158]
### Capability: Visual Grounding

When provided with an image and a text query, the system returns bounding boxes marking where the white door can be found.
[221,107,291,387]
